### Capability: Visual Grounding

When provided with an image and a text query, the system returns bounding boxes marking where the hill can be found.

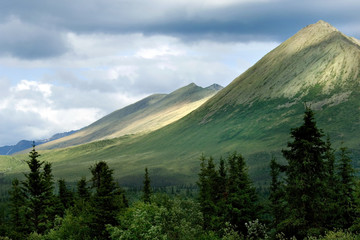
[3,21,360,186]
[37,83,222,150]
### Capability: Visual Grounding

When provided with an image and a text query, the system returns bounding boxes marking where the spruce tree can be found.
[77,177,90,201]
[22,144,54,234]
[226,152,257,235]
[58,179,74,216]
[197,154,219,230]
[89,161,127,239]
[142,167,151,203]
[215,157,227,230]
[337,147,356,229]
[323,136,341,228]
[8,178,26,239]
[281,107,328,237]
[42,162,57,230]
[269,157,285,230]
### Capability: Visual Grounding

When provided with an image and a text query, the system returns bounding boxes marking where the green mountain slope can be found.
[38,83,221,150]
[5,21,360,186]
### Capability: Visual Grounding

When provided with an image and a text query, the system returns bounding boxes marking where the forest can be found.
[0,107,360,240]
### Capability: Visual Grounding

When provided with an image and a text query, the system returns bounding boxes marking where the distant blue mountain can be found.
[0,130,77,155]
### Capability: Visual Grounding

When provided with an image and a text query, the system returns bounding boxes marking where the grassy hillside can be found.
[2,21,360,187]
[38,83,221,150]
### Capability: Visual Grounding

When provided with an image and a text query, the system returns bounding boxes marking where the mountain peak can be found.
[200,20,360,111]
[287,20,340,47]
[299,20,339,37]
[206,84,223,91]
[312,20,338,31]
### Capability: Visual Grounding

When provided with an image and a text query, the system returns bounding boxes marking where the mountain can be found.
[4,21,360,186]
[37,83,222,150]
[0,130,77,155]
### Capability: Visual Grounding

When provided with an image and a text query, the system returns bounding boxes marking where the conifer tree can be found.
[22,144,54,234]
[77,177,90,201]
[8,178,26,239]
[142,167,151,203]
[269,157,284,229]
[337,146,356,229]
[226,152,257,235]
[323,136,341,228]
[58,179,74,216]
[42,162,57,230]
[89,161,127,239]
[281,107,328,237]
[197,154,219,230]
[215,157,228,230]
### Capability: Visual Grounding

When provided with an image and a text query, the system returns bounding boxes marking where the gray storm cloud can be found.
[0,17,69,59]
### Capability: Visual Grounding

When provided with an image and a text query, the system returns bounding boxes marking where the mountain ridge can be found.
[37,83,222,150]
[3,21,360,186]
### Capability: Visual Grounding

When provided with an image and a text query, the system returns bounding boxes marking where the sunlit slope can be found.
[38,83,221,150]
[205,20,359,110]
[5,21,360,186]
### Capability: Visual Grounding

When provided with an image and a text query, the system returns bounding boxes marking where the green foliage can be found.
[245,219,269,240]
[306,230,360,240]
[42,212,93,240]
[108,195,203,240]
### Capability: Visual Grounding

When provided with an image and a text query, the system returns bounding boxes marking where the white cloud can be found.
[0,30,278,146]
[0,79,105,145]
[108,66,139,82]
[136,46,184,59]
[13,79,52,99]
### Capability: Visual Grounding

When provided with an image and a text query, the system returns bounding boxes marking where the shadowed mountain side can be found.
[37,83,222,150]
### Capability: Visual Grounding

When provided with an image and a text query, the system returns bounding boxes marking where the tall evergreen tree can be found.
[215,157,228,230]
[197,154,219,231]
[323,136,341,228]
[58,179,74,216]
[142,167,152,203]
[337,147,356,229]
[22,144,54,234]
[269,157,285,230]
[77,177,90,201]
[226,152,257,235]
[89,161,127,239]
[42,162,57,230]
[198,153,258,235]
[8,178,26,239]
[281,107,328,238]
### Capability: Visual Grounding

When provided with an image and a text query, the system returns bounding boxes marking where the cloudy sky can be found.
[0,0,359,146]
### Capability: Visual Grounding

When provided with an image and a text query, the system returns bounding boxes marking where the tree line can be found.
[197,107,360,239]
[0,107,359,239]
[5,145,128,240]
